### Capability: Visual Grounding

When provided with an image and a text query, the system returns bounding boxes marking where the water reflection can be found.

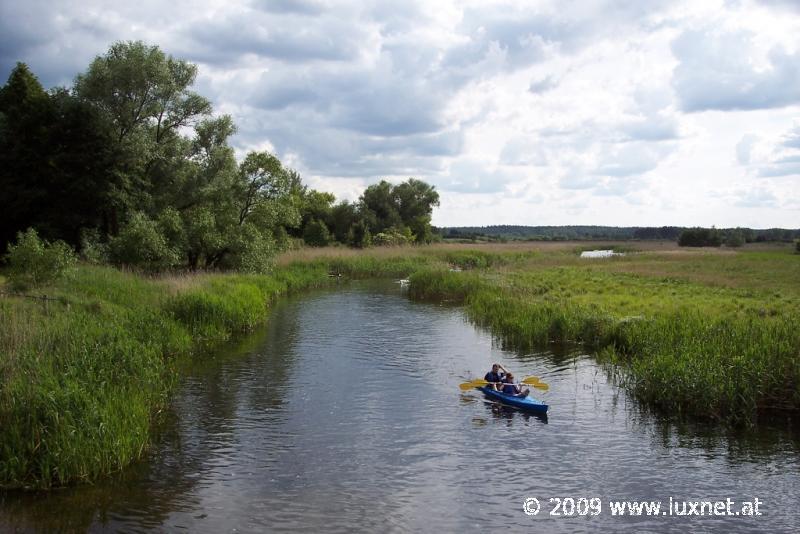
[1,281,799,533]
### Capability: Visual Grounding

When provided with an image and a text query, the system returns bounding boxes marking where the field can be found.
[1,240,798,488]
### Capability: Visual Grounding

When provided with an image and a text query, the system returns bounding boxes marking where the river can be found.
[1,280,798,532]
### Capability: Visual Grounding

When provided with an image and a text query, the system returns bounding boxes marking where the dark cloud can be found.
[182,13,367,65]
[672,28,800,112]
[0,1,77,86]
[249,0,327,16]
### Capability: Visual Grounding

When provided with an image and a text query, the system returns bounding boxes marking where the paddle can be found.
[458,376,549,391]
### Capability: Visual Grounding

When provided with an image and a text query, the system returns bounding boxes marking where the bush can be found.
[79,228,109,264]
[678,227,722,247]
[4,228,77,290]
[303,219,331,247]
[373,227,412,246]
[109,212,180,270]
[226,224,277,274]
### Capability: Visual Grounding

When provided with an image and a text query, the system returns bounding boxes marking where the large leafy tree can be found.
[358,178,439,243]
[74,41,213,229]
[0,64,118,249]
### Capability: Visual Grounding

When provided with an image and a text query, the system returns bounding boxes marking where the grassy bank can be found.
[406,244,800,422]
[0,263,336,489]
[1,242,797,488]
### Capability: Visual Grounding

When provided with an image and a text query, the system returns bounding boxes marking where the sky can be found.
[1,0,799,228]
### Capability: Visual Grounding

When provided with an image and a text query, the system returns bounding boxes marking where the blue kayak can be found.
[478,386,549,415]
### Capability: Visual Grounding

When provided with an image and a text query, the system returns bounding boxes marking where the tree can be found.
[74,41,211,144]
[74,41,213,229]
[0,64,119,250]
[393,178,440,243]
[360,180,402,234]
[330,201,359,243]
[358,178,439,243]
[236,152,291,225]
[4,228,77,290]
[678,227,722,247]
[303,219,332,247]
[725,228,746,248]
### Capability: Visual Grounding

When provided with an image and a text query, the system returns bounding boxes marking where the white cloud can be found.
[672,26,800,112]
[1,0,798,227]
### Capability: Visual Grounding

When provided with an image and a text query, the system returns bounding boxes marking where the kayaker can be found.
[501,373,530,398]
[484,363,507,391]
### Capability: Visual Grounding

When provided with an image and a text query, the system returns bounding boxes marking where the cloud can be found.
[755,0,800,13]
[249,0,327,16]
[181,11,370,65]
[528,75,558,94]
[440,159,521,194]
[499,137,549,166]
[739,124,800,177]
[620,114,679,142]
[559,172,599,190]
[2,0,800,227]
[733,186,779,207]
[781,125,800,149]
[736,134,759,165]
[672,28,800,112]
[594,144,661,177]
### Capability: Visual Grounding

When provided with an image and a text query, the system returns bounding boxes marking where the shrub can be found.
[725,229,745,248]
[226,223,277,274]
[678,227,722,247]
[4,228,77,290]
[79,228,109,264]
[373,227,412,246]
[303,219,331,247]
[109,212,181,270]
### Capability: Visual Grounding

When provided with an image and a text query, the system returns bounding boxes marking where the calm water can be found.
[2,281,799,532]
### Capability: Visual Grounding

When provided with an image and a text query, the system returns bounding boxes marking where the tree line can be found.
[0,41,439,272]
[440,225,798,245]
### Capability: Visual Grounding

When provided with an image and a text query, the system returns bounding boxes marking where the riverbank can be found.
[0,263,337,489]
[1,241,798,488]
[404,242,800,422]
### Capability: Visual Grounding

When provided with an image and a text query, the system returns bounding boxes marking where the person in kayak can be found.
[501,373,530,398]
[484,363,507,391]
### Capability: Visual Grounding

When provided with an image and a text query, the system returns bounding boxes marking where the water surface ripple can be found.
[1,281,798,532]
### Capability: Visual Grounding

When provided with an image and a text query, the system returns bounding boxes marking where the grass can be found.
[0,263,331,489]
[405,242,800,423]
[1,240,797,488]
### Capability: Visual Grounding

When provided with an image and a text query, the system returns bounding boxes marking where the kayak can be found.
[478,386,549,415]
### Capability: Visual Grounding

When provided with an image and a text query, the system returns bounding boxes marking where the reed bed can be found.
[1,241,796,488]
[0,262,331,489]
[408,244,800,423]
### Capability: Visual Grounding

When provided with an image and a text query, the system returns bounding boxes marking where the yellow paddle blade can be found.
[459,379,488,390]
[522,376,549,389]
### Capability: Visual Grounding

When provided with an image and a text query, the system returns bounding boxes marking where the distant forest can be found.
[438,225,800,243]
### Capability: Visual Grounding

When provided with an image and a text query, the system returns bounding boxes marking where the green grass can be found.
[1,242,797,488]
[407,244,800,423]
[0,263,331,489]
